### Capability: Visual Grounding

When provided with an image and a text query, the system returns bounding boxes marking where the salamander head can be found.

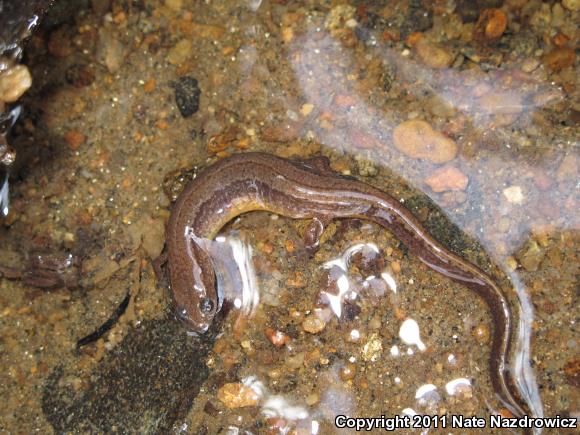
[173,294,216,333]
[169,245,219,334]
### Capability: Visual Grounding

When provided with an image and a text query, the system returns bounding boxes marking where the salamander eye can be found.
[199,297,215,314]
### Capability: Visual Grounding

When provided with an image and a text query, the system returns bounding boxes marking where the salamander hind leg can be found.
[296,155,334,175]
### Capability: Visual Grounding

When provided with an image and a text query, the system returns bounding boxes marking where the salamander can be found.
[156,152,528,419]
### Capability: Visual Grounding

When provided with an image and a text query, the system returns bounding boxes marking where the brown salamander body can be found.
[161,152,528,418]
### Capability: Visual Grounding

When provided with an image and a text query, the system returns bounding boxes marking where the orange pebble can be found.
[64,130,86,150]
[333,94,357,107]
[260,242,274,254]
[474,9,507,41]
[143,78,156,92]
[284,239,295,253]
[406,32,423,47]
[499,408,514,418]
[155,119,169,130]
[264,328,289,347]
[552,33,570,48]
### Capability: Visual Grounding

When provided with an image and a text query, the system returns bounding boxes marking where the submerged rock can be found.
[217,383,260,409]
[517,239,546,272]
[424,166,469,193]
[393,120,458,163]
[42,318,214,433]
[173,76,201,118]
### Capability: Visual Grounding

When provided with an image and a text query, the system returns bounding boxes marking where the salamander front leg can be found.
[152,250,168,285]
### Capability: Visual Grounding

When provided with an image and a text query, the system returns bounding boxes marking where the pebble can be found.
[300,103,314,116]
[393,120,458,163]
[529,4,552,34]
[520,58,540,73]
[339,362,357,381]
[361,333,382,362]
[474,9,507,41]
[556,154,577,182]
[167,39,193,65]
[286,272,306,288]
[441,191,467,205]
[268,368,281,379]
[217,383,260,409]
[424,166,468,192]
[203,401,219,416]
[415,40,454,69]
[304,348,321,366]
[334,94,357,108]
[391,261,401,273]
[127,216,165,258]
[65,64,96,87]
[562,0,580,12]
[173,76,201,118]
[163,167,198,202]
[286,352,305,369]
[64,130,87,151]
[349,129,383,150]
[356,155,378,177]
[165,0,182,11]
[552,3,566,27]
[552,33,571,48]
[178,22,225,39]
[325,4,356,30]
[264,328,289,347]
[98,30,125,73]
[502,185,524,204]
[282,26,294,43]
[306,392,319,406]
[504,257,517,272]
[261,121,302,142]
[368,316,382,330]
[543,48,576,72]
[143,78,156,93]
[284,239,295,253]
[473,324,490,344]
[0,65,32,103]
[302,316,326,334]
[406,32,423,48]
[517,240,545,272]
[428,96,455,118]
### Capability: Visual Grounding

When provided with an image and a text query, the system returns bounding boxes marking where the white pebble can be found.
[503,185,524,204]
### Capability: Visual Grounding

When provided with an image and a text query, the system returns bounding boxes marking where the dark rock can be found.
[65,63,96,87]
[173,76,200,118]
[456,0,504,23]
[42,318,214,433]
[163,166,198,203]
[456,0,481,22]
[400,0,433,38]
[565,109,580,127]
[350,246,385,275]
[341,301,361,322]
[203,400,219,416]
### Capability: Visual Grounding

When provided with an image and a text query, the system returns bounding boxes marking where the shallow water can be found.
[0,0,577,434]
